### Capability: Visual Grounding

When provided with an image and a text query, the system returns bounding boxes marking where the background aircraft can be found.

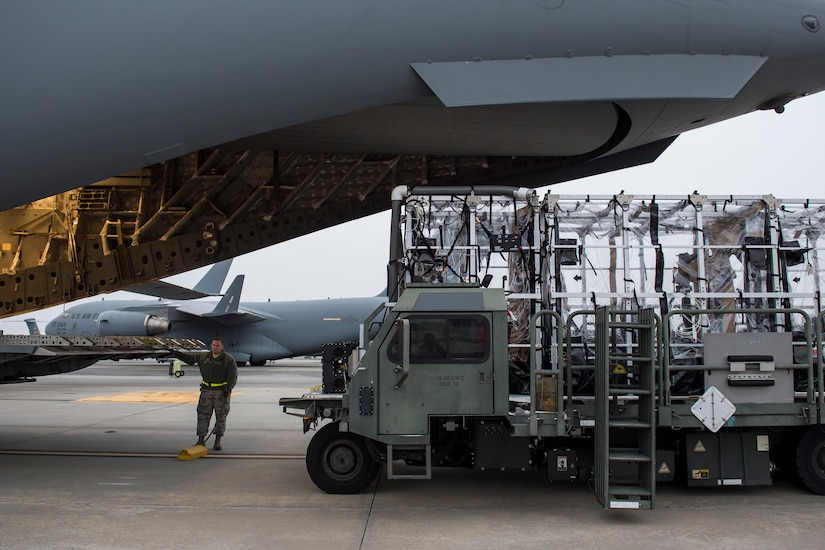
[3,1,825,319]
[43,264,386,366]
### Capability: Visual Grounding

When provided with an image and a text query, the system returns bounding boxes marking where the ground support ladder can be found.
[594,307,657,510]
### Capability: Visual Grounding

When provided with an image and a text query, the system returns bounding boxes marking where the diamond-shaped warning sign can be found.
[691,386,736,432]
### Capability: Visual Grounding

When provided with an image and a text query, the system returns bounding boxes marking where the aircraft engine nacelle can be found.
[97,311,171,336]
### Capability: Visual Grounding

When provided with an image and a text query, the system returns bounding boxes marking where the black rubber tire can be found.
[795,427,825,494]
[306,422,380,494]
[249,359,266,366]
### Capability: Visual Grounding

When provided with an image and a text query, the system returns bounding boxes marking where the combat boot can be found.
[213,435,222,451]
[196,436,205,446]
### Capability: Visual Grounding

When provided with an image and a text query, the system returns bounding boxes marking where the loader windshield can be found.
[389,314,489,364]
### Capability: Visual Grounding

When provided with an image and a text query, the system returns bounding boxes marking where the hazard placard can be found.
[690,386,736,432]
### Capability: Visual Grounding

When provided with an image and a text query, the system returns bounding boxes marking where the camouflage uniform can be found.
[175,349,238,440]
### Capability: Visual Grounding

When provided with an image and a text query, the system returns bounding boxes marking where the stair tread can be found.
[608,387,652,395]
[608,484,653,496]
[608,355,653,361]
[609,450,652,462]
[608,419,653,428]
[608,499,653,510]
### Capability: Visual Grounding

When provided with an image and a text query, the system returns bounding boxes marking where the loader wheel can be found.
[306,422,380,494]
[174,370,184,378]
[795,427,825,494]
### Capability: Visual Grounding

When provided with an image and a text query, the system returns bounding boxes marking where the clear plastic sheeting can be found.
[401,193,534,287]
[395,190,825,390]
[545,194,825,333]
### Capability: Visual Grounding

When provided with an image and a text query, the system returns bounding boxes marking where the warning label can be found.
[692,469,710,480]
[693,440,706,452]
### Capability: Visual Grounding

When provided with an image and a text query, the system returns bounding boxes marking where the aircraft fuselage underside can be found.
[2,1,825,316]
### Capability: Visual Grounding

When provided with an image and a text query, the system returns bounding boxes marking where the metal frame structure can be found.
[283,188,825,508]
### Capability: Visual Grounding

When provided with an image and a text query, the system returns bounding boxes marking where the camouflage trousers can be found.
[197,387,231,437]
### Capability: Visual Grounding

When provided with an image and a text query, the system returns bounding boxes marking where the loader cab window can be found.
[389,315,490,364]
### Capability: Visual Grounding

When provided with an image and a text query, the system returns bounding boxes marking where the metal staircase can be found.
[594,307,657,510]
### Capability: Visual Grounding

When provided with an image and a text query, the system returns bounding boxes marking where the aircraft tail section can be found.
[126,259,233,300]
[208,275,244,316]
[177,275,265,324]
[24,318,41,335]
[192,259,233,295]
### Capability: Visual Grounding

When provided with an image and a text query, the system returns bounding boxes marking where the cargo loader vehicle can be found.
[281,187,825,509]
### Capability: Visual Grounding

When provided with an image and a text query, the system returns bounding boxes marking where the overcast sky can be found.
[4,92,825,334]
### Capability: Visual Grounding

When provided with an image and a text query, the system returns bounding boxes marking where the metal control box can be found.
[475,422,531,471]
[685,432,772,487]
[546,449,578,481]
[704,333,794,404]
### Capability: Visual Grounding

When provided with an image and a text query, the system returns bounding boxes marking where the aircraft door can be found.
[377,314,494,435]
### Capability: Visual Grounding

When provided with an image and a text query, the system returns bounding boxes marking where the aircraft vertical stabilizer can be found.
[24,319,41,335]
[210,275,244,315]
[192,260,233,295]
[127,260,234,300]
[176,275,265,324]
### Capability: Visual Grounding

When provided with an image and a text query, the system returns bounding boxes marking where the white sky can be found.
[4,92,825,333]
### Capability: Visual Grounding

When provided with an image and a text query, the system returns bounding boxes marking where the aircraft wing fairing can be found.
[411,54,767,107]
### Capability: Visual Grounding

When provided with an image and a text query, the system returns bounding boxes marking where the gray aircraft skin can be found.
[3,1,825,211]
[43,272,386,366]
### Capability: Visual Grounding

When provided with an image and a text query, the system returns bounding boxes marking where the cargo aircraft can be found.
[43,261,386,366]
[3,1,825,317]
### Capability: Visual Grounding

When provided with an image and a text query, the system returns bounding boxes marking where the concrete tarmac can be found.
[2,360,825,549]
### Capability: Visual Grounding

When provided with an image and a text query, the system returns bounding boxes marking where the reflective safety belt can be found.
[201,381,228,388]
